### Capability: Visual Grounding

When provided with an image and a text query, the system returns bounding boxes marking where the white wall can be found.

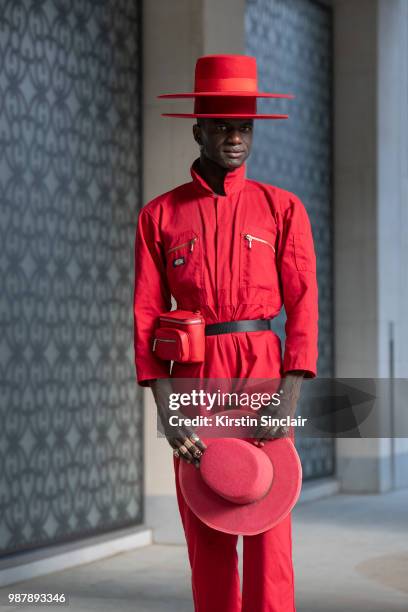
[142,0,246,542]
[334,0,408,492]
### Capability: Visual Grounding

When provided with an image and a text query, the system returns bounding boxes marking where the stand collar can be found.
[190,158,246,196]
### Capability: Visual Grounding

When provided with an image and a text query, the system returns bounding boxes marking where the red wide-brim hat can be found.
[178,410,302,535]
[158,54,294,119]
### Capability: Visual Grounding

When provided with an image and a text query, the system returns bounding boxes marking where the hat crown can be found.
[200,438,273,505]
[194,54,258,94]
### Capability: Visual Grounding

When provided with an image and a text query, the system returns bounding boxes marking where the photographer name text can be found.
[168,414,307,428]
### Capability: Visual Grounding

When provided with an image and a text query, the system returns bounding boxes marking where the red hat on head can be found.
[178,410,302,535]
[158,54,294,119]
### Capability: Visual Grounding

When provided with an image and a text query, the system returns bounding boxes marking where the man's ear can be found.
[193,123,202,146]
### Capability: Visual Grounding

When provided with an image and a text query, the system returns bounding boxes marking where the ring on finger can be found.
[184,438,194,449]
[190,433,200,442]
[173,449,180,458]
[179,445,188,455]
[193,449,202,458]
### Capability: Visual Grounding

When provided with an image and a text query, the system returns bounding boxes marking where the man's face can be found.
[193,118,254,170]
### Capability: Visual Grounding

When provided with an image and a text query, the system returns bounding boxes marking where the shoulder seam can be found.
[141,206,161,227]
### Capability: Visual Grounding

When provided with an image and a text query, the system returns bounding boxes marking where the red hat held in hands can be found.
[178,410,302,536]
[158,54,294,119]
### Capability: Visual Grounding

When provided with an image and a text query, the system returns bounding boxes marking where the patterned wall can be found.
[245,0,334,479]
[0,1,142,557]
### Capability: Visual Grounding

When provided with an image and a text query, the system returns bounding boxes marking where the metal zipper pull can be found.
[190,237,197,252]
[244,233,275,252]
[152,338,157,352]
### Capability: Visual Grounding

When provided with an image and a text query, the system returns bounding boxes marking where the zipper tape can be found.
[167,237,198,254]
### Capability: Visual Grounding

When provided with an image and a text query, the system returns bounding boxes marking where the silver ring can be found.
[173,449,180,458]
[190,433,200,442]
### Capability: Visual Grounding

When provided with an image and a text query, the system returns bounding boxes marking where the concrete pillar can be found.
[377,0,408,489]
[142,0,246,543]
[334,0,408,492]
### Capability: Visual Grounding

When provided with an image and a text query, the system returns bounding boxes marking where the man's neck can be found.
[198,154,229,196]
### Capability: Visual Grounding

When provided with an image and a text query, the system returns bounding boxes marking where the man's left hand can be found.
[253,371,305,447]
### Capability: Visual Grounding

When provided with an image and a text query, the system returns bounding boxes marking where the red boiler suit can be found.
[133,159,319,612]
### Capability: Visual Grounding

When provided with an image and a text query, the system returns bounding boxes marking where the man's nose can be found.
[226,130,243,144]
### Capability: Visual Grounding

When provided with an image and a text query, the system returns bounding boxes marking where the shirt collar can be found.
[190,158,247,196]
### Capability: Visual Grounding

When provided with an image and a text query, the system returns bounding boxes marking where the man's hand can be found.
[150,379,207,467]
[253,372,304,447]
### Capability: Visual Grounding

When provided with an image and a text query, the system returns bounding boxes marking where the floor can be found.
[1,489,407,611]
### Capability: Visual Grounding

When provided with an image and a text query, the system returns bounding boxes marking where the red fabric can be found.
[155,310,205,362]
[158,54,293,117]
[158,54,295,99]
[133,159,319,387]
[179,436,302,534]
[161,112,289,119]
[132,159,318,611]
[188,95,287,118]
[195,96,257,114]
[196,55,258,85]
[174,454,296,612]
[199,438,273,505]
[196,76,258,92]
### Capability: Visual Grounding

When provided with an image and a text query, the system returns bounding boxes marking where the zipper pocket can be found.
[167,237,198,254]
[153,337,176,351]
[243,233,275,252]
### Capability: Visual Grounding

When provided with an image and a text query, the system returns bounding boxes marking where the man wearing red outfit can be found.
[133,55,318,612]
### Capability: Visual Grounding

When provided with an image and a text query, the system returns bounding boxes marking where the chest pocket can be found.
[165,230,202,305]
[239,224,279,295]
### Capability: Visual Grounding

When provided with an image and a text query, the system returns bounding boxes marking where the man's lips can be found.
[223,149,245,158]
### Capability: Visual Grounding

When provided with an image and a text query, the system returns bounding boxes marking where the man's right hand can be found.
[149,379,207,467]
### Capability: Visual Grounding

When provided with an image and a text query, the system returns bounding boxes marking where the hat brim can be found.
[178,411,302,535]
[162,113,289,119]
[158,92,294,98]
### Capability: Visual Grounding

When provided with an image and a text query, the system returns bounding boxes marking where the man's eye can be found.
[216,124,228,132]
[241,125,252,132]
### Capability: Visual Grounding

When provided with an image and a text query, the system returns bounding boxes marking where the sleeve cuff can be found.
[282,367,316,379]
[136,364,171,388]
[282,353,317,379]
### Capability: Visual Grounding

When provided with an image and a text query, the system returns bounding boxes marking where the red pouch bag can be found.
[152,310,205,363]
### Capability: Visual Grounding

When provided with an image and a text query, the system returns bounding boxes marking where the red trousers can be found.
[169,327,298,611]
[173,453,296,612]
